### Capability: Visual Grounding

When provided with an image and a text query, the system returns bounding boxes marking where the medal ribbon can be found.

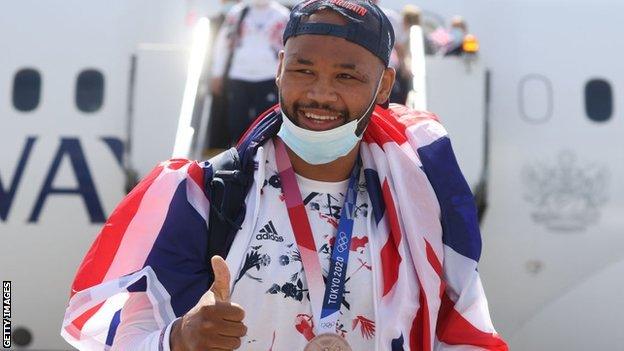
[274,138,360,335]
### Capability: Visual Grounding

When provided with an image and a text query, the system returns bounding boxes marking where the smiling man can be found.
[275,4,395,186]
[61,1,507,350]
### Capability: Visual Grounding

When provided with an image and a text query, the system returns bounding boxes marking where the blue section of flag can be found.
[391,333,404,351]
[144,180,212,317]
[105,309,122,346]
[364,169,385,225]
[127,276,147,292]
[417,136,482,262]
[237,107,282,169]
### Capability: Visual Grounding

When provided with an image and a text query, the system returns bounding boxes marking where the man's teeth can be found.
[304,112,339,121]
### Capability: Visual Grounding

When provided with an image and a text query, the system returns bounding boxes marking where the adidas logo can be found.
[256,220,284,242]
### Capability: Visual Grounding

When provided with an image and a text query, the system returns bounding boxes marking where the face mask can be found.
[277,76,383,165]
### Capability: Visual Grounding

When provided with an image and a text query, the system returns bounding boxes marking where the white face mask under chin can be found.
[276,76,384,165]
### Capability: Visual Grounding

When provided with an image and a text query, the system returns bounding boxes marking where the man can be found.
[61,1,508,350]
[211,0,289,143]
[444,15,469,56]
[206,0,241,149]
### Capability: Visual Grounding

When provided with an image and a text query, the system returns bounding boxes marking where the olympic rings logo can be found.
[336,232,349,253]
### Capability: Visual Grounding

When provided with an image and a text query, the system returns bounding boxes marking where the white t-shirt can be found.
[112,142,377,350]
[211,2,289,82]
[230,141,376,349]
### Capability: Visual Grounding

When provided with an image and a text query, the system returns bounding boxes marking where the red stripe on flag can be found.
[410,286,431,351]
[388,104,440,126]
[167,159,190,171]
[380,180,402,296]
[436,293,508,350]
[363,106,440,147]
[424,239,443,278]
[70,302,104,335]
[70,165,164,297]
[187,161,204,190]
[364,108,408,146]
[424,239,447,298]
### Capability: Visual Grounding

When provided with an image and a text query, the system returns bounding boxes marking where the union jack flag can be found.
[61,104,507,350]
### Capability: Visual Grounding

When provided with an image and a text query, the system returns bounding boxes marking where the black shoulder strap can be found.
[207,147,250,264]
[204,108,281,283]
[223,5,250,79]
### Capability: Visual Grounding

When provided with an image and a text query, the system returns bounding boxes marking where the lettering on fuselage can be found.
[0,136,124,223]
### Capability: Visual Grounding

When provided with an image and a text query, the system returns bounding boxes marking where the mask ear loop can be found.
[354,73,385,137]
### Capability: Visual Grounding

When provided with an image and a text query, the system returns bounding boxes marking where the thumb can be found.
[209,255,231,302]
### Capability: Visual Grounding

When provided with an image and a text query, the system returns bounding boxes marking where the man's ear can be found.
[375,67,396,105]
[275,50,285,88]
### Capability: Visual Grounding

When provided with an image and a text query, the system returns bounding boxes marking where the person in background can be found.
[444,15,468,56]
[402,4,435,56]
[206,0,241,150]
[210,0,289,143]
[391,4,422,105]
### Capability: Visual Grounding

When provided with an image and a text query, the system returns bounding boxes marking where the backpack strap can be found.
[207,147,251,267]
[204,107,282,283]
[223,6,250,80]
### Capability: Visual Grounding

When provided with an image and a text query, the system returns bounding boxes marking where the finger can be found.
[215,320,247,337]
[204,301,245,322]
[209,256,231,302]
[207,334,242,350]
[220,302,245,322]
[200,301,245,322]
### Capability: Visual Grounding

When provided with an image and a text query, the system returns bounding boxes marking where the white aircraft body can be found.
[1,1,194,349]
[0,0,621,350]
[418,0,624,349]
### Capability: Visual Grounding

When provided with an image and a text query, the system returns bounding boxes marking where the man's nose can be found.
[306,77,338,103]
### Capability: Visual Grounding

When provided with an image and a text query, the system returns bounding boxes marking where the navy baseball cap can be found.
[283,0,395,67]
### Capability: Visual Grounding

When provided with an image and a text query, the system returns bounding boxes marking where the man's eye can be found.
[338,73,355,80]
[296,69,313,75]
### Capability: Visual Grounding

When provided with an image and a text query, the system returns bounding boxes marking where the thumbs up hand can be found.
[210,255,232,302]
[171,256,247,351]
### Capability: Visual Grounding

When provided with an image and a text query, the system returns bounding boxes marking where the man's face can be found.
[276,10,395,133]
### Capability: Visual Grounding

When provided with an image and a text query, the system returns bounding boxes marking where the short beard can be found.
[279,94,350,127]
[354,103,376,136]
[278,92,376,136]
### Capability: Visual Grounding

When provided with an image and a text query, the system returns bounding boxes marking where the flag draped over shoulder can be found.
[61,159,213,350]
[61,105,507,350]
[359,105,507,350]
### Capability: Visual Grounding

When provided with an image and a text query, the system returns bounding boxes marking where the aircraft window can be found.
[518,74,553,124]
[12,69,41,112]
[76,69,104,113]
[585,79,612,122]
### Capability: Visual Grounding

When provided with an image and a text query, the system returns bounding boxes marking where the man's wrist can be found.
[167,318,185,351]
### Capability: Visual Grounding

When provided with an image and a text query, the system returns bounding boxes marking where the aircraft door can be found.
[426,57,489,203]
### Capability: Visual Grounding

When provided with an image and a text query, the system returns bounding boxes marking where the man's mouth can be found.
[297,109,345,131]
[305,112,340,121]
